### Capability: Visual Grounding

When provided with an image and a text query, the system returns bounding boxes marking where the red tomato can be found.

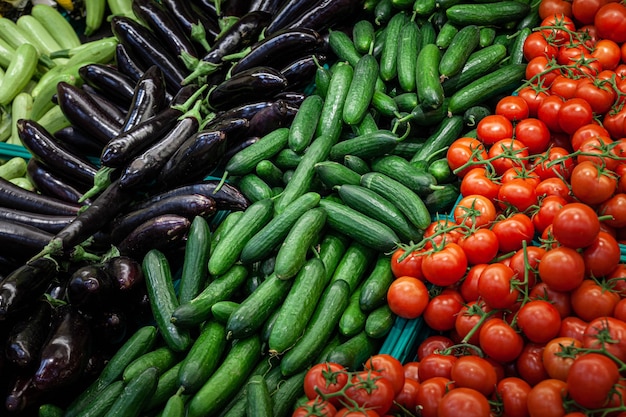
[595,2,626,43]
[567,353,620,409]
[458,228,499,265]
[582,231,621,277]
[496,95,530,122]
[592,39,622,70]
[421,243,468,287]
[437,387,491,417]
[574,78,616,115]
[450,355,498,396]
[549,74,580,99]
[542,337,582,381]
[525,56,559,87]
[292,398,337,417]
[344,370,395,416]
[460,167,500,202]
[518,86,550,117]
[418,353,457,381]
[417,335,455,361]
[476,114,514,145]
[570,123,611,151]
[576,135,618,171]
[477,263,521,310]
[459,264,488,303]
[531,146,574,181]
[516,343,550,387]
[500,166,540,187]
[583,316,626,362]
[487,138,529,176]
[558,97,594,134]
[551,202,601,249]
[496,377,531,417]
[598,193,626,228]
[572,0,611,25]
[517,300,562,343]
[303,362,349,406]
[541,14,577,45]
[386,276,429,319]
[523,32,559,61]
[453,195,497,229]
[530,282,573,319]
[416,377,455,417]
[390,378,420,414]
[603,108,626,139]
[403,361,420,381]
[539,0,573,20]
[455,301,501,345]
[558,316,588,341]
[613,298,626,322]
[557,44,588,66]
[390,248,424,280]
[514,117,551,154]
[334,408,379,417]
[364,354,405,396]
[537,95,565,133]
[532,195,567,234]
[570,160,617,205]
[491,212,535,253]
[526,379,568,417]
[423,219,464,249]
[446,137,488,177]
[479,318,524,363]
[571,278,620,322]
[497,178,538,212]
[535,177,573,201]
[538,246,586,292]
[423,290,464,332]
[509,245,545,288]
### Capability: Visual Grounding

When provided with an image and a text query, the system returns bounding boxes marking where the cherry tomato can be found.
[572,0,610,25]
[390,248,424,280]
[526,379,568,417]
[570,160,617,205]
[509,245,545,288]
[535,177,573,201]
[549,74,580,99]
[334,409,379,417]
[303,362,349,406]
[491,212,535,253]
[551,202,601,248]
[558,316,588,341]
[476,114,514,145]
[386,276,429,319]
[446,137,488,177]
[417,335,455,361]
[538,246,586,292]
[459,264,488,303]
[516,300,562,343]
[344,370,395,416]
[542,337,582,381]
[403,361,421,381]
[576,135,618,171]
[567,353,620,409]
[595,2,626,43]
[437,387,491,417]
[455,301,499,345]
[574,78,616,115]
[603,108,626,139]
[390,378,420,414]
[364,354,405,396]
[496,95,530,122]
[571,123,611,151]
[458,228,499,265]
[423,219,464,249]
[418,353,457,381]
[558,97,594,134]
[450,356,498,396]
[421,243,468,287]
[582,231,621,278]
[525,56,559,87]
[496,377,531,417]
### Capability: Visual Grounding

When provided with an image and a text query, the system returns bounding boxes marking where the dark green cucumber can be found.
[314,161,361,189]
[171,265,248,328]
[326,331,378,371]
[208,198,274,276]
[224,128,290,176]
[225,273,292,340]
[38,404,64,417]
[144,361,184,411]
[396,20,420,92]
[463,105,492,127]
[269,257,327,354]
[330,130,399,162]
[410,97,450,127]
[394,92,419,113]
[314,64,331,98]
[162,393,185,417]
[446,1,531,26]
[428,157,455,184]
[374,0,393,24]
[435,22,459,49]
[360,172,431,230]
[211,301,240,324]
[271,371,307,417]
[439,25,480,79]
[343,155,371,176]
[355,111,379,136]
[365,305,395,339]
[371,90,400,117]
[447,64,527,114]
[423,183,460,214]
[178,320,227,394]
[410,115,464,165]
[359,254,394,312]
[256,160,284,188]
[210,211,244,255]
[238,174,273,203]
[371,154,438,197]
[75,380,124,417]
[342,53,379,126]
[274,148,303,170]
[178,216,211,305]
[142,250,191,352]
[288,94,323,153]
[479,27,497,47]
[260,308,280,344]
[416,43,444,110]
[414,0,436,16]
[318,199,400,253]
[339,283,367,337]
[123,346,179,383]
[246,375,273,417]
[187,336,262,417]
[379,11,407,82]
[316,61,353,141]
[337,184,422,243]
[280,279,351,376]
[103,367,158,417]
[328,29,362,67]
[392,139,423,159]
[317,232,350,281]
[241,192,321,264]
[441,44,508,96]
[274,207,326,280]
[419,20,436,49]
[509,27,532,65]
[353,19,375,54]
[330,241,376,293]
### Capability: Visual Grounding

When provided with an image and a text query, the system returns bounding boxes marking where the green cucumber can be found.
[442,44,508,96]
[316,61,353,141]
[274,207,326,280]
[446,1,531,26]
[410,115,464,165]
[246,375,273,417]
[224,128,290,176]
[435,22,459,49]
[317,232,350,281]
[330,130,399,162]
[210,211,244,256]
[123,346,179,383]
[359,254,394,312]
[423,183,460,214]
[208,198,274,276]
[271,371,306,417]
[255,160,284,188]
[74,380,124,417]
[365,305,395,339]
[288,94,323,153]
[326,331,378,371]
[144,362,184,411]
[330,241,376,293]
[238,174,273,203]
[479,27,497,47]
[371,90,400,117]
[396,20,421,92]
[439,25,480,79]
[328,29,362,68]
[178,216,211,305]
[314,161,361,189]
[339,283,367,337]
[353,19,375,54]
[428,157,455,184]
[342,53,379,126]
[268,258,328,354]
[394,92,419,113]
[211,301,240,324]
[416,44,444,110]
[379,11,407,82]
[343,155,371,175]
[371,155,438,197]
[103,367,158,417]
[274,148,303,169]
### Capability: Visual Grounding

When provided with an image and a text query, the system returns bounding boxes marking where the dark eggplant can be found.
[53,125,105,157]
[132,0,198,60]
[136,180,250,212]
[91,306,128,345]
[222,0,250,16]
[0,220,55,263]
[116,214,191,259]
[184,11,271,83]
[17,119,99,186]
[78,63,136,107]
[65,264,115,312]
[246,98,297,138]
[110,16,189,94]
[55,82,121,144]
[5,373,45,413]
[100,84,200,168]
[0,207,74,234]
[80,84,128,126]
[118,100,202,189]
[230,28,325,75]
[33,304,91,391]
[207,66,288,110]
[108,193,217,243]
[249,0,285,13]
[284,0,361,33]
[221,136,262,164]
[102,255,144,292]
[0,257,58,319]
[214,100,275,121]
[5,300,52,368]
[265,0,320,35]
[120,65,167,133]
[25,159,90,206]
[156,130,228,187]
[280,54,326,91]
[160,0,219,48]
[115,43,146,83]
[0,176,81,216]
[202,116,250,144]
[274,90,307,106]
[190,0,219,20]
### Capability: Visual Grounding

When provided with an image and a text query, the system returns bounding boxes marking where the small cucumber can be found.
[123,346,179,383]
[342,53,379,126]
[379,11,407,82]
[211,301,240,324]
[365,305,395,339]
[271,370,307,417]
[246,375,273,417]
[416,44,444,110]
[75,380,124,417]
[479,27,497,47]
[288,94,323,153]
[275,148,303,169]
[178,216,211,305]
[423,183,460,214]
[428,157,455,184]
[224,128,290,176]
[396,20,421,93]
[439,25,481,79]
[343,155,371,176]
[210,211,243,256]
[255,160,284,188]
[314,161,361,189]
[238,174,273,203]
[316,61,353,141]
[359,254,394,312]
[329,130,399,162]
[317,232,350,281]
[328,29,362,67]
[353,20,375,54]
[326,331,378,371]
[446,1,531,26]
[410,115,465,165]
[144,362,184,411]
[442,44,508,96]
[274,207,326,280]
[330,241,376,293]
[435,22,459,49]
[103,367,158,417]
[371,155,438,197]
[339,283,367,337]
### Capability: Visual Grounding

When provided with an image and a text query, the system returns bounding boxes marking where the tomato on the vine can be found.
[532,195,567,233]
[571,278,620,321]
[292,398,337,417]
[538,246,586,291]
[591,39,622,70]
[418,353,458,381]
[518,86,550,117]
[509,245,545,288]
[390,378,420,414]
[364,354,405,396]
[476,114,514,145]
[551,202,601,248]
[458,228,499,265]
[549,74,580,99]
[390,248,425,280]
[437,387,492,417]
[516,300,562,343]
[558,97,594,134]
[488,138,529,176]
[417,335,455,361]
[416,377,455,417]
[303,362,349,406]
[386,276,429,319]
[598,193,626,228]
[479,318,525,363]
[535,177,573,201]
[496,377,532,417]
[572,0,611,25]
[423,290,464,332]
[574,78,616,115]
[491,212,535,253]
[542,336,582,381]
[496,96,530,122]
[497,178,538,212]
[343,370,395,416]
[571,123,611,151]
[570,160,617,205]
[583,316,626,362]
[530,281,573,319]
[595,2,626,43]
[446,137,488,177]
[537,95,565,133]
[541,14,577,46]
[539,0,573,20]
[575,135,618,171]
[514,117,551,154]
[477,263,521,310]
[453,194,497,228]
[567,353,620,409]
[421,243,468,287]
[526,379,568,417]
[450,355,498,396]
[582,231,621,277]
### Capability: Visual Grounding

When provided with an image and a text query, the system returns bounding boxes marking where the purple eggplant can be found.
[116,214,191,259]
[207,66,288,110]
[0,257,58,319]
[5,300,52,368]
[102,255,144,292]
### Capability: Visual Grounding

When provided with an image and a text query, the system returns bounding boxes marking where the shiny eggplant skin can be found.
[78,63,136,107]
[115,43,146,82]
[116,214,191,259]
[160,0,220,44]
[246,98,298,138]
[102,255,144,292]
[0,176,81,216]
[249,0,285,13]
[65,264,115,312]
[0,220,55,263]
[156,130,228,187]
[265,0,320,35]
[53,125,105,157]
[5,373,45,413]
[285,0,362,33]
[25,159,90,206]
[33,304,91,391]
[5,300,52,368]
[281,54,326,91]
[0,207,74,234]
[230,28,325,75]
[0,257,58,319]
[80,84,128,126]
[207,66,288,110]
[214,100,274,121]
[120,65,167,133]
[17,119,99,187]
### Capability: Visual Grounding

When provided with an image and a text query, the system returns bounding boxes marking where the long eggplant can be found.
[214,100,275,121]
[53,125,105,157]
[160,0,219,49]
[285,0,361,33]
[80,84,128,126]
[102,255,144,292]
[120,65,167,133]
[230,28,324,75]
[6,300,52,368]
[115,43,146,82]
[202,116,250,143]
[5,373,45,413]
[65,264,115,313]
[0,257,58,319]
[265,0,320,35]
[281,54,326,90]
[17,119,99,186]
[116,214,191,259]
[78,63,136,107]
[249,0,285,13]
[246,98,298,137]
[0,207,74,234]
[207,66,288,110]
[33,304,91,391]
[25,159,90,206]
